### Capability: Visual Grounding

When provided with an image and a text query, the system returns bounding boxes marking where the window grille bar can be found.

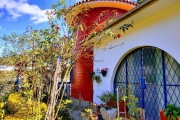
[141,48,145,109]
[162,51,167,107]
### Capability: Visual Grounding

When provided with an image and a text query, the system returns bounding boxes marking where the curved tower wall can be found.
[71,7,127,101]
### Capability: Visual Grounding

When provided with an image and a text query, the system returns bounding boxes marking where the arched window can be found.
[114,47,180,119]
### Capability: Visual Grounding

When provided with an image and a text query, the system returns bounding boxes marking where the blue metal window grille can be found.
[114,47,180,120]
[70,67,74,83]
[58,67,73,98]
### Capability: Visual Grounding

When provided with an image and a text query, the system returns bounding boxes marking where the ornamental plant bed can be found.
[105,100,130,119]
[92,74,102,84]
[160,110,180,120]
[160,110,167,120]
[106,100,126,112]
[160,104,180,120]
[120,84,142,119]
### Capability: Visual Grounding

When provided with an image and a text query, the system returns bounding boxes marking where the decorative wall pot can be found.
[92,74,102,84]
[160,110,167,120]
[160,110,180,120]
[101,71,107,77]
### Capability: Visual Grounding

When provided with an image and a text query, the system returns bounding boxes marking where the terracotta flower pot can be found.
[160,110,180,120]
[106,101,125,110]
[160,110,167,120]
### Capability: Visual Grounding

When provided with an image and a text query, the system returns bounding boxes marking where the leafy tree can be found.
[0,0,134,119]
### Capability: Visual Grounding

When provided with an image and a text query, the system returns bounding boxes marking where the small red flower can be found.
[101,68,108,72]
[55,26,60,30]
[51,10,54,14]
[117,34,121,38]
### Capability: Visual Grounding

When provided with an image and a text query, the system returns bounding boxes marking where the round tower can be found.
[66,0,137,102]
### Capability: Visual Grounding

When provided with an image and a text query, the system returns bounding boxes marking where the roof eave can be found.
[80,0,155,45]
[103,0,155,30]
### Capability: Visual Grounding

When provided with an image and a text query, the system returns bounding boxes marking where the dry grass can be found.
[0,71,16,82]
[0,71,16,98]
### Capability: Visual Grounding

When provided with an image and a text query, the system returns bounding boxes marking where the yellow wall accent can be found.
[85,1,180,50]
[102,1,180,43]
[134,1,180,32]
[89,2,134,11]
[66,1,135,25]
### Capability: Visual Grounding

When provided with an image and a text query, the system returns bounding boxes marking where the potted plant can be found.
[161,104,180,120]
[97,91,125,110]
[121,84,141,119]
[98,91,125,119]
[98,91,117,109]
[92,74,102,84]
[101,68,108,77]
[97,91,115,103]
[160,110,167,120]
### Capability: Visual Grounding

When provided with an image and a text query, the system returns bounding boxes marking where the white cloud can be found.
[0,26,1,29]
[0,0,50,24]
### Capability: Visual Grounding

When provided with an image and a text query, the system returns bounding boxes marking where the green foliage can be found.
[97,91,117,103]
[137,0,144,4]
[98,91,122,109]
[81,108,97,120]
[0,20,74,119]
[6,92,47,119]
[121,84,141,120]
[7,92,24,113]
[164,104,180,120]
[115,116,123,120]
[56,99,72,120]
[57,108,72,120]
[119,21,134,33]
[4,116,24,120]
[92,74,102,84]
[0,95,9,119]
[81,107,98,120]
[0,92,10,103]
[0,102,5,120]
[0,0,134,119]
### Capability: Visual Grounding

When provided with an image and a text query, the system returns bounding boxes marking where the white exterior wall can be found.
[93,1,180,104]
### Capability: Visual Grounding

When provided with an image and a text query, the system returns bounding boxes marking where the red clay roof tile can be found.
[69,0,138,10]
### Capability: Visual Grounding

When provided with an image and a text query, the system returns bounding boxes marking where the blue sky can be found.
[0,0,82,56]
[0,0,81,36]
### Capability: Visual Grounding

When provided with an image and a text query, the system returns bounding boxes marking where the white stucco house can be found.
[91,0,180,119]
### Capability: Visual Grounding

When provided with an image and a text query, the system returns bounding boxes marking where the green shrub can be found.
[4,116,24,120]
[97,91,118,103]
[164,104,180,120]
[7,93,24,113]
[92,74,102,84]
[57,108,72,120]
[7,92,47,119]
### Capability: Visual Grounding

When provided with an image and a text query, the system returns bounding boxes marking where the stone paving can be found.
[70,110,84,120]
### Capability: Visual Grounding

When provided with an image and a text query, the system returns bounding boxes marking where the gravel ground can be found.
[0,79,15,98]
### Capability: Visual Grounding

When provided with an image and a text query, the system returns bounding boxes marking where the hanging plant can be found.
[137,0,144,4]
[101,68,108,77]
[92,74,102,84]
